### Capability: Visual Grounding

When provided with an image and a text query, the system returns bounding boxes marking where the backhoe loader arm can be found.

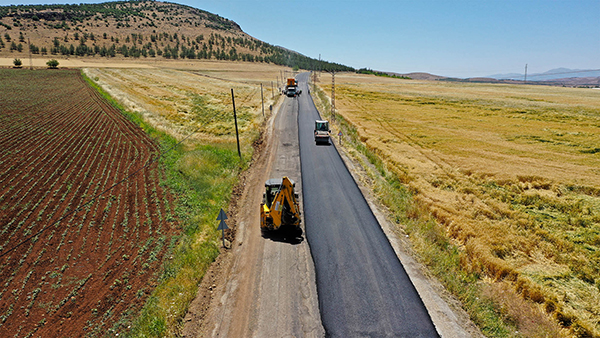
[269,176,301,228]
[260,176,301,231]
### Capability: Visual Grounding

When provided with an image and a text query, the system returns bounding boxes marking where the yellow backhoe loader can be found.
[260,176,301,235]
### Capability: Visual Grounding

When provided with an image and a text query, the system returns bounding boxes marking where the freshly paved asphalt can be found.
[296,73,439,337]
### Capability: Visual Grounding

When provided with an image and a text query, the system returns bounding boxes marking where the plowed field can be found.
[0,69,178,337]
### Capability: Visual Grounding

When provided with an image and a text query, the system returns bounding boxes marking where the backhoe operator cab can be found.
[314,120,331,144]
[263,179,282,208]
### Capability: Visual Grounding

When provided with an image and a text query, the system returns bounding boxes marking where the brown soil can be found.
[0,69,179,337]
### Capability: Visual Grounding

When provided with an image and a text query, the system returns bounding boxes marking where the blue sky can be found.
[1,0,598,78]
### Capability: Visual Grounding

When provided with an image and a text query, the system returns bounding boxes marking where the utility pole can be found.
[318,54,321,83]
[28,38,32,70]
[326,70,336,121]
[260,83,265,117]
[231,89,241,159]
[524,64,528,84]
[331,71,335,120]
[271,81,274,99]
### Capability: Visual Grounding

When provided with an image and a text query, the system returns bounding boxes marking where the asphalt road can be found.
[297,73,440,337]
[251,88,324,337]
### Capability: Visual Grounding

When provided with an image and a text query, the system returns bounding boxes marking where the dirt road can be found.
[183,93,324,337]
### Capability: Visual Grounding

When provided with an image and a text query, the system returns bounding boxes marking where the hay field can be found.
[84,60,288,145]
[319,73,600,335]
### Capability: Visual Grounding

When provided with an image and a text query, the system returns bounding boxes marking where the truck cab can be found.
[314,120,331,144]
[286,86,297,97]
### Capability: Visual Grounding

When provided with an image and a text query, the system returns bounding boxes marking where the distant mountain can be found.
[488,72,524,80]
[532,68,600,81]
[549,77,600,86]
[488,68,600,81]
[403,72,448,81]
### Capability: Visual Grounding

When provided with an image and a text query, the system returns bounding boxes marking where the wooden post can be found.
[28,38,33,70]
[261,83,265,117]
[231,89,241,159]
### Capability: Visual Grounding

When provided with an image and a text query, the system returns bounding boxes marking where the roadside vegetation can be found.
[312,73,600,337]
[46,58,58,68]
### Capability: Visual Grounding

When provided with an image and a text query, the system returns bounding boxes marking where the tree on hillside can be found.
[29,44,40,54]
[0,2,355,72]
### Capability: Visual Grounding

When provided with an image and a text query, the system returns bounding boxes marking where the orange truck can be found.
[284,78,301,97]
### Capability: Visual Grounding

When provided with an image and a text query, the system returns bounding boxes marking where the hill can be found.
[0,0,352,71]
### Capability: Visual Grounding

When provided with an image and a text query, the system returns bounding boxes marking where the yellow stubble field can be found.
[83,60,288,145]
[319,73,600,335]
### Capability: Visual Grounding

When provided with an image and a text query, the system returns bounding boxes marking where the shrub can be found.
[13,58,22,67]
[46,59,59,69]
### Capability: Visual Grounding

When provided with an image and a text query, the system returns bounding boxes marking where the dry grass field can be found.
[84,60,286,145]
[317,73,600,336]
